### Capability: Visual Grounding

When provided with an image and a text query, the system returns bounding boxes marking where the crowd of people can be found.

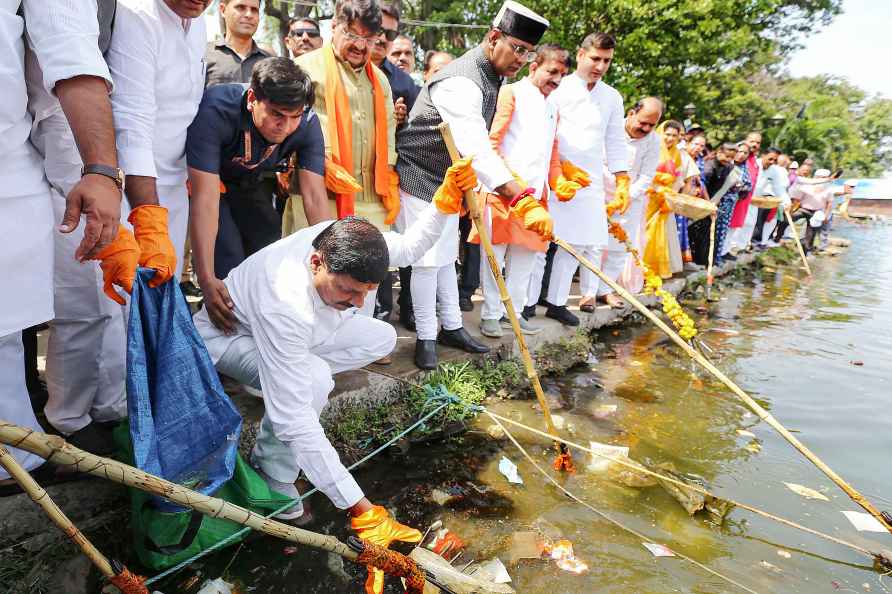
[2,1,854,586]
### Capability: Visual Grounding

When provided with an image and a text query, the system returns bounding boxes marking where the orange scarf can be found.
[322,44,389,219]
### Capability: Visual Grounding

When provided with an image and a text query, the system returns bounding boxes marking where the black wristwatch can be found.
[81,164,125,191]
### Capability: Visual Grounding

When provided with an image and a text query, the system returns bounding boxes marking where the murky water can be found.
[160,221,892,594]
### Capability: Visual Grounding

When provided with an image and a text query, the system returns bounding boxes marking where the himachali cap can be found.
[493,0,549,45]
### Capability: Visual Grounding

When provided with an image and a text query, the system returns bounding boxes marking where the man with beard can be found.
[396,0,555,369]
[597,96,661,298]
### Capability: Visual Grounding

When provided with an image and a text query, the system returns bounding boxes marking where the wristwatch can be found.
[81,164,125,191]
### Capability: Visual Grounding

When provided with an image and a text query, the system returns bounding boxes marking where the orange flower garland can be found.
[607,220,698,341]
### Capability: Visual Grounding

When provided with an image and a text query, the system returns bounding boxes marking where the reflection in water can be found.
[160,223,892,593]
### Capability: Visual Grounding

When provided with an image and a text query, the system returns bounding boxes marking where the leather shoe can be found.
[545,304,580,327]
[400,308,416,332]
[66,421,117,456]
[438,327,490,353]
[415,340,438,370]
[522,305,537,320]
[459,296,474,312]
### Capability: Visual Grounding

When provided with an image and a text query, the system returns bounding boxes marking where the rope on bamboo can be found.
[109,568,150,594]
[358,541,427,593]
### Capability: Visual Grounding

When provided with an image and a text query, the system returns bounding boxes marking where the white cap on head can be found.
[814,168,831,178]
[844,179,857,187]
[492,0,549,45]
[790,161,799,169]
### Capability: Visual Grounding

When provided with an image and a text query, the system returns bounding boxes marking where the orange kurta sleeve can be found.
[545,120,562,201]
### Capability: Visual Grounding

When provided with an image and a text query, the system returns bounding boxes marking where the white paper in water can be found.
[842,511,888,532]
[642,542,676,557]
[586,441,629,473]
[498,456,524,484]
[474,557,512,583]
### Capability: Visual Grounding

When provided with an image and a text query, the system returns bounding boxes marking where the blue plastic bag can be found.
[127,268,241,511]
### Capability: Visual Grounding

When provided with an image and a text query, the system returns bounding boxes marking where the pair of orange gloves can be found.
[324,158,402,225]
[510,160,592,240]
[550,160,632,217]
[92,205,177,304]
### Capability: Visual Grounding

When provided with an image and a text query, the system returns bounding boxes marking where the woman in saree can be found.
[642,121,685,279]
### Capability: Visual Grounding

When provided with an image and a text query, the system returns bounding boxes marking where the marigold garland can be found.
[607,220,698,341]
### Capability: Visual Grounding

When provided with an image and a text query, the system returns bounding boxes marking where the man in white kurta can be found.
[192,159,474,542]
[545,32,629,326]
[2,1,124,485]
[395,0,554,369]
[601,97,661,297]
[749,147,790,247]
[106,0,209,279]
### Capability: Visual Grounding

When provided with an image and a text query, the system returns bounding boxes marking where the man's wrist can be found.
[509,187,535,208]
[349,497,373,517]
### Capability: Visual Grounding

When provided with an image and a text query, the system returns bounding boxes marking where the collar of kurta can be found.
[215,38,270,60]
[322,44,390,219]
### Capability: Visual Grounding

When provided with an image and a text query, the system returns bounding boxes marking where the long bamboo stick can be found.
[552,237,892,533]
[436,123,560,446]
[706,213,717,300]
[782,206,812,276]
[0,445,149,593]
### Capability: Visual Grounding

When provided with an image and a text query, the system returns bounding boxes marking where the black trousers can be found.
[458,214,480,300]
[751,207,779,244]
[215,178,281,279]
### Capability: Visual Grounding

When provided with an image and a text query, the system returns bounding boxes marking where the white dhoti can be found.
[45,188,127,434]
[209,313,395,496]
[0,190,55,479]
[526,251,547,308]
[547,243,603,305]
[727,205,758,253]
[602,200,645,295]
[396,191,462,340]
[478,203,537,321]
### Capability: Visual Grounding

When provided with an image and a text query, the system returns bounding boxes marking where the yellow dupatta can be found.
[643,123,683,279]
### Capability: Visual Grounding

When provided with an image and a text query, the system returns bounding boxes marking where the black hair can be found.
[534,43,569,67]
[764,146,782,155]
[580,31,616,51]
[721,142,738,152]
[311,217,390,283]
[250,57,315,110]
[423,50,452,73]
[663,120,684,133]
[334,0,382,34]
[288,16,320,31]
[379,0,400,21]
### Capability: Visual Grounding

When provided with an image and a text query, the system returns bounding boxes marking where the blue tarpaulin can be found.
[126,269,241,511]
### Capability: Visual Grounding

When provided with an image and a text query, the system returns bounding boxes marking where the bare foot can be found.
[600,293,626,309]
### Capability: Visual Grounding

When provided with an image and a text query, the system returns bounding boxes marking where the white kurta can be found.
[547,74,628,247]
[603,130,660,293]
[194,204,449,509]
[1,0,113,478]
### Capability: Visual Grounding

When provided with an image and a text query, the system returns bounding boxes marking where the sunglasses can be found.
[289,28,320,39]
[380,28,399,42]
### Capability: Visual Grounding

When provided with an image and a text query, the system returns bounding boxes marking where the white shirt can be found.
[604,129,659,202]
[106,0,206,186]
[430,77,513,192]
[194,204,448,508]
[755,161,790,203]
[547,73,628,246]
[2,1,111,199]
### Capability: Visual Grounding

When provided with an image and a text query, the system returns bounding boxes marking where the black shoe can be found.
[438,327,490,353]
[399,309,416,332]
[724,253,738,262]
[459,296,474,312]
[373,306,392,323]
[27,377,48,414]
[522,305,537,320]
[545,304,580,327]
[66,421,117,456]
[414,340,438,370]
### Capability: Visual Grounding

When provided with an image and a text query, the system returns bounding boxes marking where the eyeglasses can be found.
[504,38,536,63]
[340,24,379,47]
[289,28,320,39]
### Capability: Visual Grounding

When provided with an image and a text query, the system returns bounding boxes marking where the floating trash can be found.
[784,482,830,501]
[642,542,676,557]
[586,441,629,473]
[499,457,524,485]
[842,511,889,533]
[542,539,589,574]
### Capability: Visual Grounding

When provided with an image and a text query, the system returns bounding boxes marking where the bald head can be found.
[626,96,663,139]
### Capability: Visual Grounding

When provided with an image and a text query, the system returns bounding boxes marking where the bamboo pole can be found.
[552,237,892,533]
[0,445,149,593]
[783,206,812,276]
[436,123,560,444]
[706,213,717,301]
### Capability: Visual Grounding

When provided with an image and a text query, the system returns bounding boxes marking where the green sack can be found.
[114,423,294,570]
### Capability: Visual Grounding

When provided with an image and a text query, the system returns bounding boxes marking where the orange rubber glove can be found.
[324,157,362,194]
[351,505,422,594]
[512,195,553,241]
[128,205,176,288]
[382,167,401,225]
[606,173,632,217]
[92,225,140,305]
[550,175,582,202]
[561,160,591,187]
[433,156,477,215]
